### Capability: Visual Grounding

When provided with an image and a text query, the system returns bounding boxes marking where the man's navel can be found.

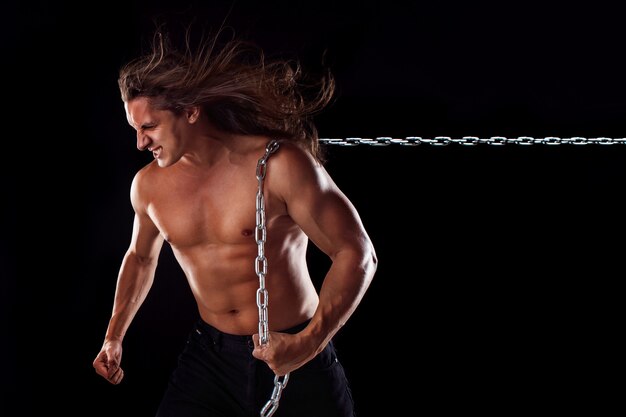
[241,229,253,237]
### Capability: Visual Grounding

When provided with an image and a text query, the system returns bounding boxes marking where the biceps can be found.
[292,189,366,256]
[128,213,164,259]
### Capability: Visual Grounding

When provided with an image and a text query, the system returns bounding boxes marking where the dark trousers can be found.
[155,319,355,417]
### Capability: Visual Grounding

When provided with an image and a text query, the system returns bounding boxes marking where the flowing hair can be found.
[118,27,335,162]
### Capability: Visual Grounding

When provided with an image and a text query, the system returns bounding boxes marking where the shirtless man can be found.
[93,30,377,417]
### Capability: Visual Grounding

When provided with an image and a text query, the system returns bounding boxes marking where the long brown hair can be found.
[118,27,335,162]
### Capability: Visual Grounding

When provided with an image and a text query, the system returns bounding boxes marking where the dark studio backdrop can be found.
[2,0,622,415]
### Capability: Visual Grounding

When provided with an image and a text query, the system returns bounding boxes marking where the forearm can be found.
[304,246,377,354]
[104,251,157,342]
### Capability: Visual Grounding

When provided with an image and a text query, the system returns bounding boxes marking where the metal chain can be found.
[255,139,288,417]
[319,136,626,146]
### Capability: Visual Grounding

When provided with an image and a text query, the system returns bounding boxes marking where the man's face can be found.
[124,97,189,168]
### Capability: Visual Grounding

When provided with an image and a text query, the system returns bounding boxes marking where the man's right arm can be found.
[93,171,164,384]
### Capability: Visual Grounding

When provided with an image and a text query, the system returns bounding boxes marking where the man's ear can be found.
[186,106,200,124]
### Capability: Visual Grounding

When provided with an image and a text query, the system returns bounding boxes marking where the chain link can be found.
[255,139,288,417]
[319,137,626,146]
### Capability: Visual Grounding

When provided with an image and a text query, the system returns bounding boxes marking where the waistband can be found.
[195,318,311,347]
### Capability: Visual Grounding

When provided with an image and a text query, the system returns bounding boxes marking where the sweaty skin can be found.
[93,97,377,384]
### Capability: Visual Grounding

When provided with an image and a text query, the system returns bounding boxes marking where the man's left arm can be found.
[252,144,378,375]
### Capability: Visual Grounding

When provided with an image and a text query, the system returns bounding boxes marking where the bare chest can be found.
[147,169,277,247]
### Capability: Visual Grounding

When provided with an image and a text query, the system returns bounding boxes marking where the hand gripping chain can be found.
[255,139,288,417]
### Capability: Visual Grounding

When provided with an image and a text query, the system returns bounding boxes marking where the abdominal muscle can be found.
[171,241,319,335]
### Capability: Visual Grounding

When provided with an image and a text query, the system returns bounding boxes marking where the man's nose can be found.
[137,131,150,151]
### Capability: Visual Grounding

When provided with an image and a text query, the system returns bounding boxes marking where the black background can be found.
[2,0,623,415]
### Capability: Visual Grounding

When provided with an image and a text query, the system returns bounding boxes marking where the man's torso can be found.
[140,141,318,334]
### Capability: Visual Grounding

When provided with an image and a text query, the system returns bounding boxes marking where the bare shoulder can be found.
[130,161,159,209]
[269,141,323,177]
[267,141,335,197]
